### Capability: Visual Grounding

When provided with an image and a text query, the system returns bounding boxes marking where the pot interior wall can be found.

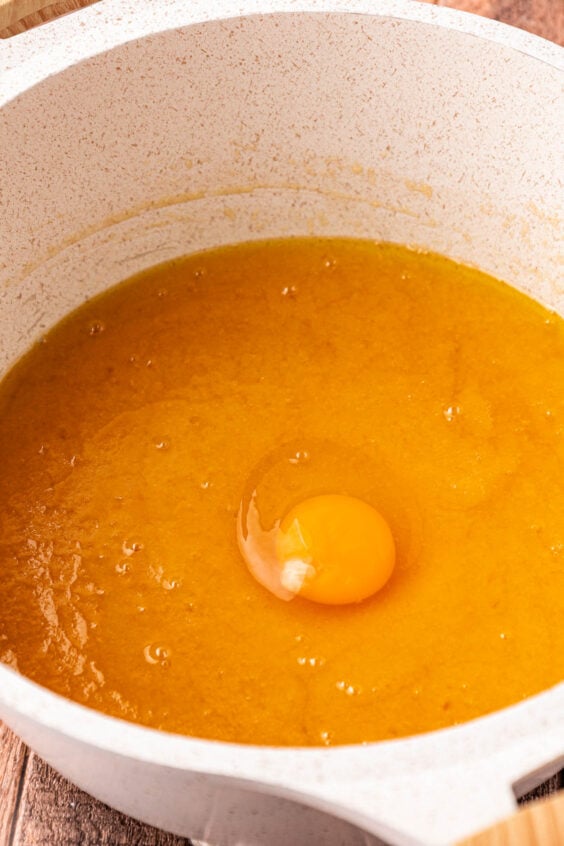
[1,12,562,376]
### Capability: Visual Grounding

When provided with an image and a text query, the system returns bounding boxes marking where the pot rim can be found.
[1,661,563,775]
[1,0,562,107]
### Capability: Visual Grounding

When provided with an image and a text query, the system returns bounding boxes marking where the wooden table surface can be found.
[1,1,563,844]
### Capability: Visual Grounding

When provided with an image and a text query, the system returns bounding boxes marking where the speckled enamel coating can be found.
[0,3,562,845]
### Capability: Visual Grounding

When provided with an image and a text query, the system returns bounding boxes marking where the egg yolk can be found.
[275,494,396,605]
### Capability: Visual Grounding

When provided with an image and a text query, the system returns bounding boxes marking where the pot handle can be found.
[457,791,564,846]
[0,0,99,38]
[305,714,563,846]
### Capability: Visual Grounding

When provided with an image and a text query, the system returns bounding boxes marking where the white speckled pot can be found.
[0,2,562,844]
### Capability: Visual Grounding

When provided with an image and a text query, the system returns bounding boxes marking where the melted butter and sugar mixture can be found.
[1,239,563,746]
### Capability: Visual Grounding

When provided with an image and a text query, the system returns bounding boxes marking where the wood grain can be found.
[0,0,57,30]
[0,0,98,37]
[0,0,563,844]
[435,0,564,45]
[458,792,564,846]
[0,725,27,845]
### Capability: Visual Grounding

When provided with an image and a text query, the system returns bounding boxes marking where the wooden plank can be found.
[0,0,55,30]
[458,792,564,846]
[6,740,191,846]
[0,723,28,845]
[0,0,98,36]
[434,0,564,44]
[0,0,98,37]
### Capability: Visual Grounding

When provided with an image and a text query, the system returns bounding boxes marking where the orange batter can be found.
[0,238,563,746]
